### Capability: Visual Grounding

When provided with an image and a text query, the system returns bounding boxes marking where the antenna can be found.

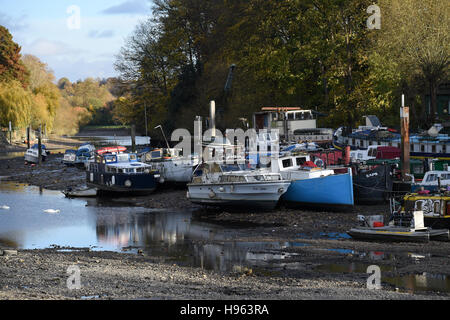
[154,125,170,149]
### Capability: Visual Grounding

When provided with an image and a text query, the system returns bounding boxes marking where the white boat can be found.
[187,162,291,210]
[62,187,98,198]
[24,144,47,163]
[411,170,450,193]
[62,149,77,165]
[143,148,199,183]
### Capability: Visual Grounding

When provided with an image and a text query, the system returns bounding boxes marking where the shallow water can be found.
[314,262,450,294]
[0,181,294,272]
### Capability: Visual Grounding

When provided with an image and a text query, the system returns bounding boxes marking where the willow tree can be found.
[376,0,449,124]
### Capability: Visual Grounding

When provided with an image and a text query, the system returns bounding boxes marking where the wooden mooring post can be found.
[27,126,30,149]
[38,125,42,165]
[131,124,136,153]
[400,95,410,181]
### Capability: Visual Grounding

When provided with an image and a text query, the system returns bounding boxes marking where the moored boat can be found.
[269,154,354,208]
[411,170,450,193]
[24,144,47,163]
[62,149,77,166]
[398,192,450,229]
[187,162,291,210]
[347,210,449,242]
[62,186,98,198]
[86,151,159,195]
[143,148,199,184]
[352,164,393,204]
[74,143,96,168]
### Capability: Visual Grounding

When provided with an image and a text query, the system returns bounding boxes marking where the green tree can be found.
[376,0,450,124]
[0,80,32,128]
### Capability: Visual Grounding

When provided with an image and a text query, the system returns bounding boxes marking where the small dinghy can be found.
[63,187,98,198]
[347,211,450,243]
[347,226,449,243]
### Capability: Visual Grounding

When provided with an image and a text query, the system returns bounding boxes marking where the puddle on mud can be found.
[314,262,450,294]
[296,232,352,240]
[0,152,25,160]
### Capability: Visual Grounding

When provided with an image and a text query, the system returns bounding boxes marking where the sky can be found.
[0,0,153,82]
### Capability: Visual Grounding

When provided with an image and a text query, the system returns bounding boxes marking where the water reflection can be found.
[314,262,450,294]
[0,181,296,273]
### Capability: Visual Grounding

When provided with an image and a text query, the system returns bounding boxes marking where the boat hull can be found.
[353,165,393,204]
[281,172,354,207]
[86,171,157,195]
[187,181,291,210]
[348,227,449,243]
[153,161,194,183]
[24,153,46,163]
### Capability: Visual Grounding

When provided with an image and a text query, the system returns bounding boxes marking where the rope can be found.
[353,183,409,194]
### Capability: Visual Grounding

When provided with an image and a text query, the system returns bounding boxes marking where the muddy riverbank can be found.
[1,152,450,300]
[1,247,448,301]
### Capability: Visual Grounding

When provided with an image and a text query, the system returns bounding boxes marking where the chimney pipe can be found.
[210,101,216,139]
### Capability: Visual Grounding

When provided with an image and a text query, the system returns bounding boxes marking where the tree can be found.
[22,54,55,90]
[0,26,29,87]
[0,80,32,128]
[376,0,450,124]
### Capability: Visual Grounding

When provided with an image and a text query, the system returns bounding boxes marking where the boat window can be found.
[432,145,436,153]
[426,174,437,182]
[221,175,245,183]
[295,157,306,166]
[415,201,423,211]
[441,173,450,180]
[129,154,137,161]
[192,176,202,183]
[421,145,425,152]
[282,159,293,168]
[105,156,117,163]
[220,164,242,172]
[265,174,281,181]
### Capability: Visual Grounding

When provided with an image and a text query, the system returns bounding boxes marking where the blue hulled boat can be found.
[270,154,354,208]
[86,151,159,195]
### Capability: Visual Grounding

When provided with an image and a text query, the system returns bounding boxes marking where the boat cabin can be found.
[253,107,318,140]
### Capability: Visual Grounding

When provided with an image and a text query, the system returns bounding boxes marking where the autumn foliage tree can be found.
[0,26,29,87]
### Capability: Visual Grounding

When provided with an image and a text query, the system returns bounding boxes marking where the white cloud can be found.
[101,0,150,15]
[27,39,84,56]
[88,29,115,38]
[0,12,28,32]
